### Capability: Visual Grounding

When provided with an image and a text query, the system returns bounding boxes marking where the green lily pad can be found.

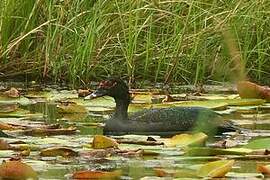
[186,147,253,156]
[153,101,228,110]
[0,108,42,118]
[0,97,33,106]
[223,98,265,106]
[77,96,116,108]
[244,138,270,149]
[57,101,87,114]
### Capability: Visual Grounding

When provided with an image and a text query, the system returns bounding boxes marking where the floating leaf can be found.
[164,132,207,147]
[224,98,265,106]
[154,101,228,110]
[0,161,37,180]
[78,89,91,97]
[154,168,196,178]
[0,104,18,113]
[0,96,33,106]
[3,87,20,98]
[197,160,234,178]
[0,122,18,130]
[226,172,264,178]
[86,106,114,113]
[257,164,270,175]
[244,138,270,149]
[11,144,40,151]
[92,135,118,149]
[0,108,37,118]
[237,81,270,101]
[57,101,87,113]
[132,93,153,104]
[22,127,77,136]
[40,147,78,157]
[24,91,49,99]
[0,139,11,150]
[186,147,253,156]
[72,170,122,179]
[81,96,115,108]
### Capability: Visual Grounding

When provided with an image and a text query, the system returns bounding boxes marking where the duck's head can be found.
[85,78,130,101]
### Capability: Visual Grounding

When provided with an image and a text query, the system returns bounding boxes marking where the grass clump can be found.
[0,0,270,85]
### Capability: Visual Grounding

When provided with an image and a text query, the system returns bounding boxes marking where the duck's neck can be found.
[113,97,129,121]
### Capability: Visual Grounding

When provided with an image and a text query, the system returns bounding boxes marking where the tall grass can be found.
[0,0,270,85]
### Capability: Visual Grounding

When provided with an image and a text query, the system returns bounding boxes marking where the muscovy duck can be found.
[85,78,239,136]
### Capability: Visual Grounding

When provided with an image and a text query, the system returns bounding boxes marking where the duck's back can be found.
[104,107,236,136]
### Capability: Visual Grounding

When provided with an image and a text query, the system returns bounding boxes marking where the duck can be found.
[85,78,240,136]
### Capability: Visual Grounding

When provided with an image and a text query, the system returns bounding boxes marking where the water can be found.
[0,85,270,179]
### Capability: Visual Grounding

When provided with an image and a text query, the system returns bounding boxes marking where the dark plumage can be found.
[85,78,239,136]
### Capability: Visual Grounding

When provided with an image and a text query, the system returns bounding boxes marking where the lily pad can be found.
[40,147,78,157]
[226,172,264,178]
[0,108,41,118]
[72,170,122,179]
[257,164,270,175]
[57,101,87,114]
[186,147,253,156]
[164,132,207,147]
[197,160,235,178]
[92,135,118,149]
[154,101,228,110]
[244,137,270,149]
[224,98,265,106]
[0,161,38,180]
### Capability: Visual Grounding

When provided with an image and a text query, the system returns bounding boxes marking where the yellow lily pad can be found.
[57,101,87,114]
[197,160,235,178]
[40,147,78,157]
[92,135,118,149]
[164,132,207,147]
[224,98,265,106]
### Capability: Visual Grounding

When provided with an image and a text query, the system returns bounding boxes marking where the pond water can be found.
[0,83,270,179]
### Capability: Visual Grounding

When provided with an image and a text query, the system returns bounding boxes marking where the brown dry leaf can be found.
[0,104,18,113]
[197,160,235,178]
[72,169,122,179]
[22,126,77,136]
[257,164,270,175]
[80,148,116,158]
[0,139,11,150]
[237,81,270,101]
[40,147,78,157]
[162,95,174,103]
[154,168,195,178]
[0,122,18,130]
[92,135,118,149]
[154,168,174,177]
[78,89,91,97]
[115,149,143,157]
[3,87,20,98]
[0,160,37,180]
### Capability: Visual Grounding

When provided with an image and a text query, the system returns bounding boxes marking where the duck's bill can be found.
[84,89,107,100]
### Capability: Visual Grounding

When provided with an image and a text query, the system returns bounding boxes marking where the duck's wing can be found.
[129,107,238,133]
[104,107,240,136]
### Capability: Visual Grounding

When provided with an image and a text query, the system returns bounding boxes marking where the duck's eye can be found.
[99,80,117,89]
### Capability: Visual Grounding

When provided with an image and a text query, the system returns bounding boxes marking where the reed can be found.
[0,0,269,85]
